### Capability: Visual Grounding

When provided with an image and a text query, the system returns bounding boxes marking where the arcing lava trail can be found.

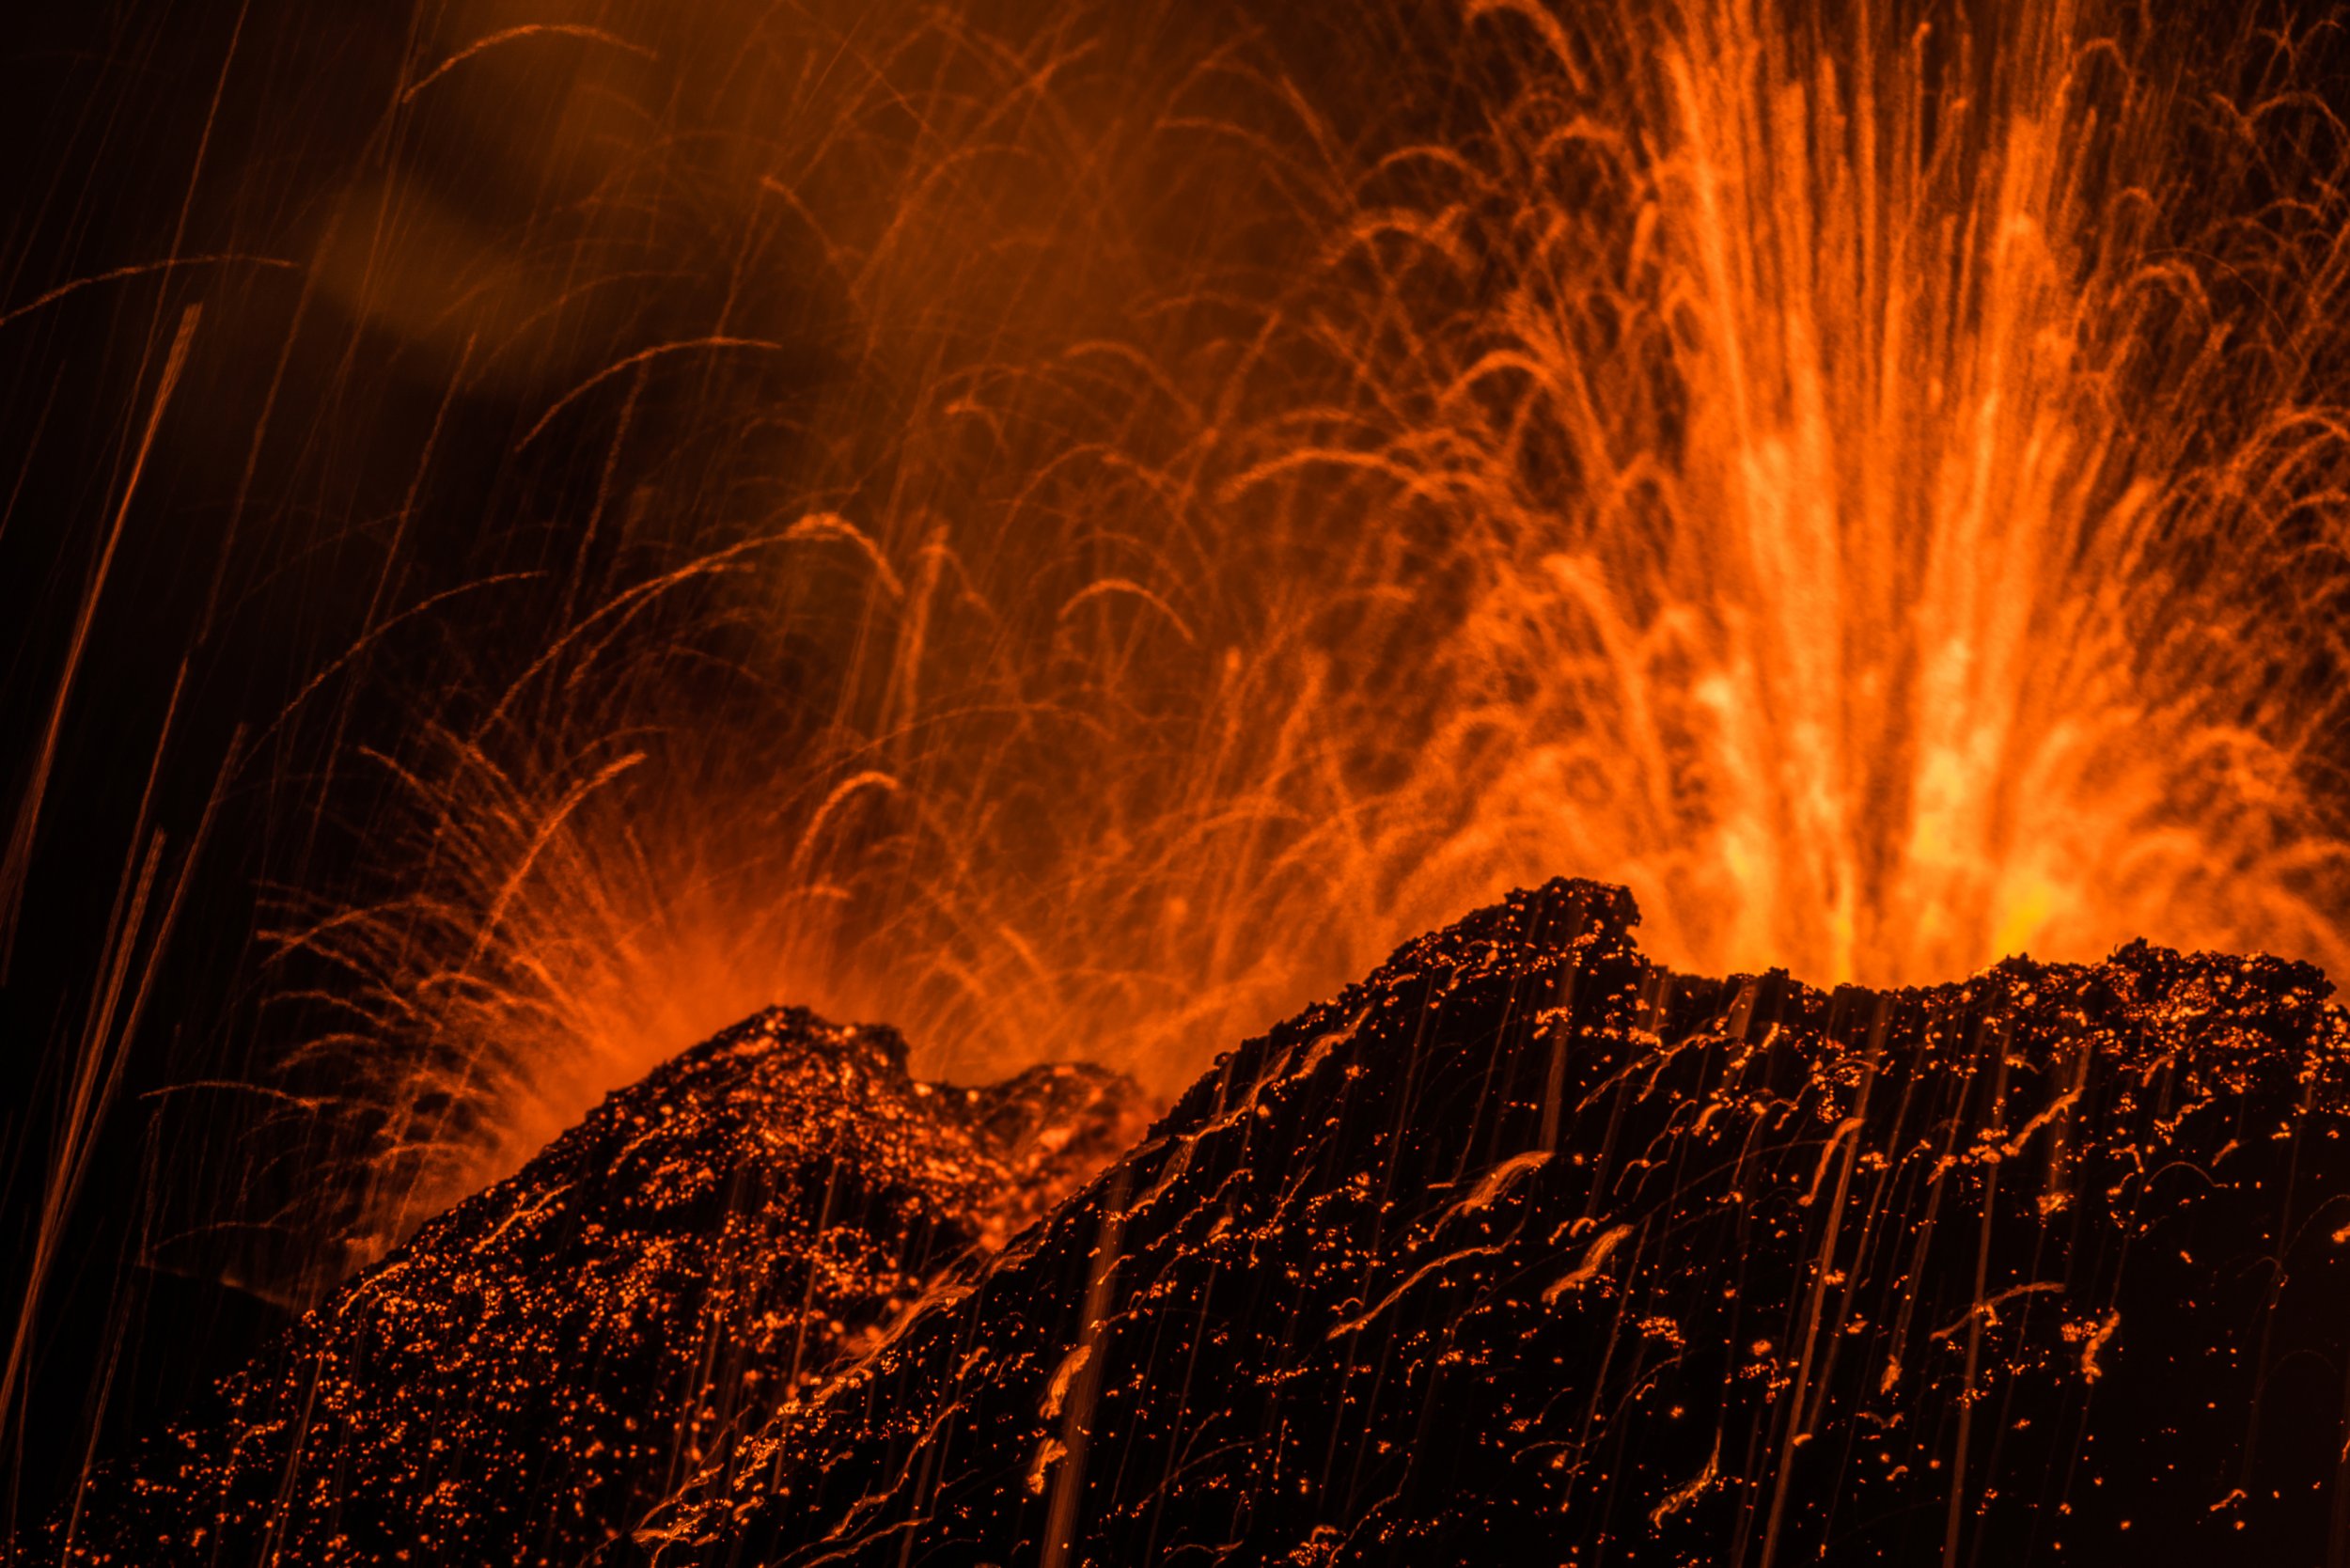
[39,882,2350,1564]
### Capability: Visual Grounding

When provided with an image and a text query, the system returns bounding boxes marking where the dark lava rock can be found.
[37,1009,1147,1568]
[635,881,2350,1567]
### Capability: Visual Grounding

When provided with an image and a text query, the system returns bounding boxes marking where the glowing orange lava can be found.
[273,0,2350,1275]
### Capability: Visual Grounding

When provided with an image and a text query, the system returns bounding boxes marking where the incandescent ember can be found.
[34,1011,1145,1568]
[36,879,2350,1565]
[636,881,2350,1566]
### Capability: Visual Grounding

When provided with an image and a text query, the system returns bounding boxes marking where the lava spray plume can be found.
[247,0,2350,1278]
[1312,0,2350,986]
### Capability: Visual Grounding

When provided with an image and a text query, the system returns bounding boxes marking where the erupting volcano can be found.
[6,0,2350,1561]
[34,882,2350,1563]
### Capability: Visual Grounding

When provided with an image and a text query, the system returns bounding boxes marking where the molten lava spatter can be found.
[35,1013,1144,1568]
[259,0,2350,1276]
[11,1,2350,1561]
[37,882,2350,1565]
[634,883,2350,1566]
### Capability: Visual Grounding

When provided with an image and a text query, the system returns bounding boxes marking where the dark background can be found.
[7,0,2349,1549]
[0,0,1418,1537]
[0,0,853,1533]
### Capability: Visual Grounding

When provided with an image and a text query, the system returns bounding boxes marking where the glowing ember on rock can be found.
[39,881,2350,1563]
[8,0,2350,1551]
[37,1015,1144,1567]
[633,880,2350,1565]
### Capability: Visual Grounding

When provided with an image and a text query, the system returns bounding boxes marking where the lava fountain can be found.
[8,0,2350,1551]
[1337,0,2350,988]
[271,0,2350,1273]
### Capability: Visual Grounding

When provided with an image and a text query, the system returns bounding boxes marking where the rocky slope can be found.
[635,881,2350,1566]
[38,879,2350,1565]
[37,1010,1145,1567]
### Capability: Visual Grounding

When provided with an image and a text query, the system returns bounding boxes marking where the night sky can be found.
[8,0,2350,1546]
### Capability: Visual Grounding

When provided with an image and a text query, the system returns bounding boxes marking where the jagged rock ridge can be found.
[36,881,2350,1566]
[38,1010,1146,1567]
[636,881,2350,1566]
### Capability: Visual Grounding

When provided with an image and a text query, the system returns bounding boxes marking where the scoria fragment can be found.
[36,880,2350,1566]
[34,1011,1145,1568]
[635,880,2350,1566]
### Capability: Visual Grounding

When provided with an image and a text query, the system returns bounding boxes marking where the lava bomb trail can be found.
[36,882,2350,1563]
[7,0,2350,1560]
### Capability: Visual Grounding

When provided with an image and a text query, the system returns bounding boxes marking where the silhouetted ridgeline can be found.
[36,880,2350,1565]
[37,1013,1145,1567]
[640,882,2350,1566]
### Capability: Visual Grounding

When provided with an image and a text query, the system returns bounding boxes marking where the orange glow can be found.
[277,0,2350,1275]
